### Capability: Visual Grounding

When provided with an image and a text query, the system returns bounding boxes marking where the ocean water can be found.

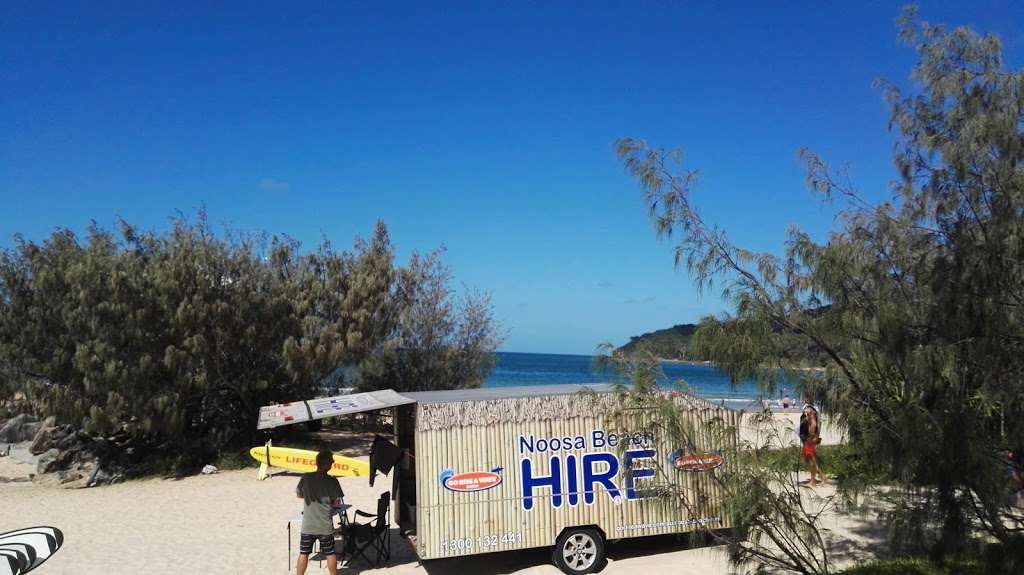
[485,352,781,409]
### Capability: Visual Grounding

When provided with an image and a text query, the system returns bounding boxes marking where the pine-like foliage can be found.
[0,212,502,468]
[357,248,506,392]
[617,7,1024,566]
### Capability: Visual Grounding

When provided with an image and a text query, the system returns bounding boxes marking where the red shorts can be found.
[802,441,817,458]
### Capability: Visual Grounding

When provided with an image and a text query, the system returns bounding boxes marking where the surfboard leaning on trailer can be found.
[256,385,737,575]
[248,445,370,477]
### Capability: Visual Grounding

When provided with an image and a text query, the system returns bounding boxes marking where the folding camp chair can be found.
[341,491,390,567]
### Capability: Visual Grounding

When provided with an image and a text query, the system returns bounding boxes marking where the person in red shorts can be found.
[799,398,827,487]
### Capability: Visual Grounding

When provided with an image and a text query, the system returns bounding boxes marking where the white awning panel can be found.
[256,389,416,430]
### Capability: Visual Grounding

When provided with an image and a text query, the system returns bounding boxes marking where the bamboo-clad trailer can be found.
[257,384,738,575]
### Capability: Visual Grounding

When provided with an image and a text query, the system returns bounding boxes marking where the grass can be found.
[837,558,982,575]
[752,443,896,485]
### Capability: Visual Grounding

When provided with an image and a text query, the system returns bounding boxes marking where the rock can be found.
[35,470,67,487]
[29,442,122,488]
[23,421,43,441]
[36,448,61,474]
[54,430,80,451]
[0,414,28,443]
[85,459,111,487]
[33,453,95,488]
[43,416,56,427]
[7,442,41,465]
[29,426,54,455]
[59,470,86,486]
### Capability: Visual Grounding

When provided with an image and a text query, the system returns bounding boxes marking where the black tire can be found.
[552,528,604,574]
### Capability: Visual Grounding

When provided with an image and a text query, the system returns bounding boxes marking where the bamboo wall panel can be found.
[412,394,740,560]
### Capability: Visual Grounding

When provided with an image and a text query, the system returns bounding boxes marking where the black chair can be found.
[342,491,391,567]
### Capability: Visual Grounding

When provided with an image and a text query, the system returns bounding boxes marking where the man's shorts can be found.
[802,441,817,458]
[299,532,336,556]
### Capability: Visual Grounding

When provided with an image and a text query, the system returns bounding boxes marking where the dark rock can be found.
[54,430,80,450]
[0,414,28,443]
[85,460,111,487]
[33,451,97,488]
[23,421,43,442]
[29,426,53,455]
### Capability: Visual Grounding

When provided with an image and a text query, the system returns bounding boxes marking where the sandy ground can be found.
[740,408,847,450]
[0,410,873,575]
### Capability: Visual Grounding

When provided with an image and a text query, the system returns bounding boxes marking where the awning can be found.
[256,389,416,430]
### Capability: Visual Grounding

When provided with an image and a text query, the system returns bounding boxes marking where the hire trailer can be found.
[256,384,738,575]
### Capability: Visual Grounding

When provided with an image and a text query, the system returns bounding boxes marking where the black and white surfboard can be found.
[0,527,63,574]
[0,544,33,575]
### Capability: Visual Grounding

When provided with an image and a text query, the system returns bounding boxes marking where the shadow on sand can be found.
[338,529,730,575]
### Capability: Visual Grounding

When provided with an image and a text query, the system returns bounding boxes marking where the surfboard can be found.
[0,526,63,575]
[249,446,370,477]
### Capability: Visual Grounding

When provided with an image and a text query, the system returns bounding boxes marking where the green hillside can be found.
[617,324,697,360]
[618,316,831,366]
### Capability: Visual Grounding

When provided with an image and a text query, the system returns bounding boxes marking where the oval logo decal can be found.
[440,469,503,492]
[671,452,724,472]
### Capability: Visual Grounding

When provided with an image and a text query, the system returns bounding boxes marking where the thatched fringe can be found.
[416,390,728,430]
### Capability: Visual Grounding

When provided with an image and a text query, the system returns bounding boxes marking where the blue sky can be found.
[3,2,1022,355]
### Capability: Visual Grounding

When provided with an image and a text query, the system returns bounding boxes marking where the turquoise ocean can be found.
[484,352,782,410]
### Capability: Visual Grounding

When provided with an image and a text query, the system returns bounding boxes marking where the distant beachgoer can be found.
[1007,448,1024,509]
[799,398,826,487]
[783,395,791,412]
[295,450,345,575]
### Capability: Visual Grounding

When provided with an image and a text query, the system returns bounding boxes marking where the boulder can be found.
[43,416,56,427]
[23,421,43,441]
[54,429,81,451]
[0,414,29,443]
[29,426,54,455]
[35,448,62,475]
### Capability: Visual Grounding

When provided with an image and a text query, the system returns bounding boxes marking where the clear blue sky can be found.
[3,2,1022,355]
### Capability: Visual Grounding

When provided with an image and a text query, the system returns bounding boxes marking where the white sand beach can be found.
[0,411,873,575]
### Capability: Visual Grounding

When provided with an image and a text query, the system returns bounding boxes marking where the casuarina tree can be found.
[0,211,503,472]
[616,7,1024,569]
[357,248,506,393]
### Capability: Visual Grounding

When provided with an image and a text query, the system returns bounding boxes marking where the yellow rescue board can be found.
[249,446,370,477]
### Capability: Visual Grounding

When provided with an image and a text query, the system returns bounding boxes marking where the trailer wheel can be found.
[552,528,604,574]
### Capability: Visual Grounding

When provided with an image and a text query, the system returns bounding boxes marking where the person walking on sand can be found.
[295,450,345,575]
[799,398,827,487]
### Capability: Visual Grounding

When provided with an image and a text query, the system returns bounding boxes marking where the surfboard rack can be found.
[257,439,273,480]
